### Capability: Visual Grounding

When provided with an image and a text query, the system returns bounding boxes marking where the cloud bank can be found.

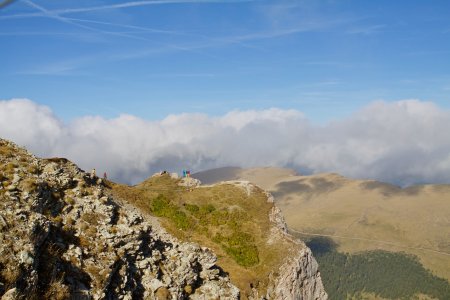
[1,98,450,186]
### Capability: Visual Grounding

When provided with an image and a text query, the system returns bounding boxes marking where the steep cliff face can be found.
[0,139,238,299]
[263,199,328,300]
[0,139,327,299]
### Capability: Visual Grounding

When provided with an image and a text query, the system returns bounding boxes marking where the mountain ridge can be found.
[0,139,328,299]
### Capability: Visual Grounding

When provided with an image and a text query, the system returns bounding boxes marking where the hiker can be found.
[103,172,107,180]
[90,168,96,179]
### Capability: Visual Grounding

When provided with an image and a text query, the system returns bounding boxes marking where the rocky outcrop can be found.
[0,139,238,299]
[260,190,328,300]
[269,205,289,235]
[266,247,327,300]
[178,177,201,188]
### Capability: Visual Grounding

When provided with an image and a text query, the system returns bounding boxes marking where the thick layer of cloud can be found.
[1,98,449,186]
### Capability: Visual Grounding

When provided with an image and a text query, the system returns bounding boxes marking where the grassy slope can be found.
[109,174,298,298]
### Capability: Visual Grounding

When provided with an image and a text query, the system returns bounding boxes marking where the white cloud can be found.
[1,98,449,186]
[0,99,64,153]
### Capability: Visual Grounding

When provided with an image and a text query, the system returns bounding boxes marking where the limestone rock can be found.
[178,177,201,188]
[265,247,328,300]
[1,288,17,300]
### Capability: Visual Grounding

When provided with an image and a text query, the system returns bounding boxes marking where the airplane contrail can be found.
[0,0,255,19]
[0,0,15,9]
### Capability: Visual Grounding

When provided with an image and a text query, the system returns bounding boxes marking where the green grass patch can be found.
[150,194,192,230]
[150,194,260,267]
[214,231,259,267]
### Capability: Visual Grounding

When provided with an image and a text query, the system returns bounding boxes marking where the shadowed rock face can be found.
[265,206,328,300]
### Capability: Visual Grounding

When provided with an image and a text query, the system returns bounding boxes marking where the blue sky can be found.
[2,0,450,123]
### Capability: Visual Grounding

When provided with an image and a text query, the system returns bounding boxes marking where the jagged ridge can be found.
[0,139,327,299]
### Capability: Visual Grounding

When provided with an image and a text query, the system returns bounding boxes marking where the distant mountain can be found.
[192,166,298,186]
[192,166,242,185]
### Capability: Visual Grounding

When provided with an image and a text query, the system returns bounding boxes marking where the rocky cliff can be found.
[0,139,327,299]
[263,198,327,300]
[0,139,238,299]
